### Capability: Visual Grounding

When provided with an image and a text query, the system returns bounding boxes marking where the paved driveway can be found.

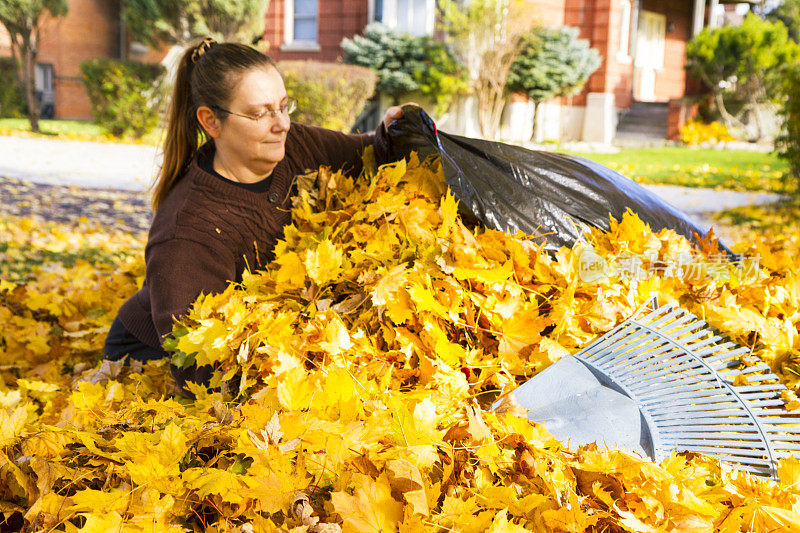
[0,135,161,191]
[0,134,786,233]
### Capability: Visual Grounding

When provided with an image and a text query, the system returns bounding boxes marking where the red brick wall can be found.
[565,0,612,107]
[565,0,692,109]
[638,0,693,103]
[533,0,566,27]
[667,97,698,140]
[605,0,634,109]
[35,0,122,120]
[263,0,369,62]
[0,2,175,121]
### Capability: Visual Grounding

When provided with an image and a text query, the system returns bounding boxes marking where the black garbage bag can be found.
[386,106,736,258]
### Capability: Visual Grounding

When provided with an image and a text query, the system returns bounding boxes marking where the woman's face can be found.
[213,66,291,176]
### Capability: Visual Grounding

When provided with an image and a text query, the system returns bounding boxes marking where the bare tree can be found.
[439,0,535,139]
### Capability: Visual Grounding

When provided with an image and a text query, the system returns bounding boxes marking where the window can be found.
[293,0,317,41]
[35,63,55,118]
[371,0,434,36]
[281,0,320,51]
[35,63,54,94]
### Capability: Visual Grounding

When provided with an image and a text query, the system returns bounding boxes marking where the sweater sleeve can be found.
[293,121,392,177]
[146,238,237,342]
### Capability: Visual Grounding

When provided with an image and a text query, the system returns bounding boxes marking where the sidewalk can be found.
[0,135,161,191]
[0,134,786,234]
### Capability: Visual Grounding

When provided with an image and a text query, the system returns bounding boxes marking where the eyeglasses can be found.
[211,97,297,123]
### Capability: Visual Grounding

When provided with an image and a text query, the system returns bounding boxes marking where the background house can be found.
[0,0,165,121]
[0,0,752,143]
[263,0,750,144]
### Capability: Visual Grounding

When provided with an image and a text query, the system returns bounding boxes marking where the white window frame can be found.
[35,63,54,93]
[369,0,435,36]
[280,0,321,52]
[368,0,382,24]
[617,0,633,64]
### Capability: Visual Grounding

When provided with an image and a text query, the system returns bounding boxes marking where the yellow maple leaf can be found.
[0,406,27,447]
[118,422,188,486]
[69,489,130,514]
[777,457,800,492]
[304,239,343,286]
[273,251,307,289]
[487,509,529,533]
[438,191,459,238]
[331,473,404,533]
[183,467,246,505]
[452,260,514,284]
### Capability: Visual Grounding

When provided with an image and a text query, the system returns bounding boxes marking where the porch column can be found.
[692,0,706,37]
[383,0,397,27]
[708,0,721,28]
[581,93,616,144]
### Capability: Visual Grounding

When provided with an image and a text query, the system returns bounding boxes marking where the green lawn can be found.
[0,118,163,146]
[561,146,791,193]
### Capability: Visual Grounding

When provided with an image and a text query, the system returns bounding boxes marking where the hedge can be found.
[80,58,166,138]
[0,58,26,118]
[277,61,377,132]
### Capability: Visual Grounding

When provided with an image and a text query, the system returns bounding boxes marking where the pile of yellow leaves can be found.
[2,153,800,532]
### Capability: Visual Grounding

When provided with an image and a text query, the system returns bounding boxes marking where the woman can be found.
[103,37,409,390]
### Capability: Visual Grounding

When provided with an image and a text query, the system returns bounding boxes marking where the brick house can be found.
[1,0,743,141]
[0,0,167,121]
[262,0,742,143]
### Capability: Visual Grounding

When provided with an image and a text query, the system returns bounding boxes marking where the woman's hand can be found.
[383,102,419,130]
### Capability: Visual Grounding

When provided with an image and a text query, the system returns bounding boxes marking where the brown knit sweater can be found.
[117,122,389,348]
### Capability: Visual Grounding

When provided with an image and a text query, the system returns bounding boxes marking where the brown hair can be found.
[151,38,275,211]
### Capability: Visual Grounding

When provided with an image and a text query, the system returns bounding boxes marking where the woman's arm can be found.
[288,104,416,178]
[146,238,237,342]
[288,121,387,179]
[146,237,238,392]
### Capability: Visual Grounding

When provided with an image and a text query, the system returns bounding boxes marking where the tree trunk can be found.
[476,78,507,141]
[489,82,505,140]
[529,101,540,142]
[713,91,746,139]
[476,81,494,140]
[22,39,40,132]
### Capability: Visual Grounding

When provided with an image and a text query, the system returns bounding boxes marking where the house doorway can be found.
[634,10,666,102]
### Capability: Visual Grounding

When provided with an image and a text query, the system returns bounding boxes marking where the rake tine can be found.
[655,417,762,426]
[608,346,693,377]
[699,345,751,362]
[651,407,749,420]
[767,442,800,450]
[589,335,672,368]
[660,320,708,341]
[580,322,644,354]
[695,453,773,466]
[584,325,658,364]
[734,384,787,392]
[622,358,706,385]
[673,439,766,447]
[647,397,744,411]
[685,333,726,351]
[635,379,726,399]
[682,446,772,458]
[660,430,763,440]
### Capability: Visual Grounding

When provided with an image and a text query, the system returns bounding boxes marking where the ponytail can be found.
[151,46,202,211]
[150,38,275,212]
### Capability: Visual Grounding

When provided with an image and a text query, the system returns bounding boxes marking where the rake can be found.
[511,296,800,479]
